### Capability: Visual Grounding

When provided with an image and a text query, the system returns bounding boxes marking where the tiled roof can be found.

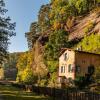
[59,48,100,57]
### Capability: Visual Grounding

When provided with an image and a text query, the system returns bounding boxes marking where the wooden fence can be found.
[31,86,100,100]
[11,83,100,100]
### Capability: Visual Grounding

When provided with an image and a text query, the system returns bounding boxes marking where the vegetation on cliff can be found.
[5,0,99,87]
[76,33,100,54]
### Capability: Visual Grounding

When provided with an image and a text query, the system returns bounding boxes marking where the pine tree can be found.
[0,0,15,64]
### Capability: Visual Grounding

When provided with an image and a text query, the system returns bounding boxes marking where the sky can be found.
[5,0,49,53]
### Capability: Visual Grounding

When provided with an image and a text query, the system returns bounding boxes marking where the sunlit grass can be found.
[0,85,53,100]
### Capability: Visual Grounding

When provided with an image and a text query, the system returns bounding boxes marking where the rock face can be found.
[69,9,100,41]
[32,41,48,78]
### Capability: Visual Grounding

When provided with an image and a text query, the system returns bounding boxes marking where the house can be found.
[59,48,100,81]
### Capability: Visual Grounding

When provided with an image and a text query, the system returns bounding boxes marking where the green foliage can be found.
[18,67,34,84]
[25,4,51,49]
[49,0,99,30]
[75,0,88,14]
[76,33,100,54]
[75,76,86,89]
[3,52,22,69]
[25,22,39,49]
[47,61,58,73]
[44,30,69,74]
[24,0,100,87]
[0,0,16,64]
[48,72,58,87]
[25,0,99,49]
[44,30,69,60]
[50,0,69,29]
[96,0,100,3]
[0,85,52,100]
[75,34,100,88]
[16,51,35,84]
[50,72,57,82]
[39,79,48,86]
[38,4,51,33]
[75,74,93,89]
[94,66,100,83]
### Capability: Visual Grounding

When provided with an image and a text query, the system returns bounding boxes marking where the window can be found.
[68,64,72,73]
[88,65,95,75]
[61,66,63,73]
[64,53,68,61]
[63,66,65,73]
[76,65,81,73]
[61,66,65,73]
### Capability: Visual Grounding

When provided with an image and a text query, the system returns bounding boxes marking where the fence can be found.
[11,83,100,100]
[31,86,100,100]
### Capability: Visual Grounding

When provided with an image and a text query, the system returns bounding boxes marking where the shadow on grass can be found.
[0,85,53,100]
[2,95,51,100]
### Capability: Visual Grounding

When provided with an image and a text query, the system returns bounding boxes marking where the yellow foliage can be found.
[0,68,4,79]
[16,51,34,83]
[17,51,33,71]
[21,67,34,83]
[60,7,67,15]
[49,12,54,19]
[66,16,75,30]
[52,0,59,8]
[53,21,61,30]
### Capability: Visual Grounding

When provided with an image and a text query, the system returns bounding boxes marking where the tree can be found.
[38,4,51,33]
[50,0,99,31]
[50,0,69,30]
[45,30,69,60]
[75,0,88,14]
[16,51,34,83]
[19,67,35,84]
[76,34,100,54]
[25,22,39,49]
[44,30,69,74]
[0,0,16,64]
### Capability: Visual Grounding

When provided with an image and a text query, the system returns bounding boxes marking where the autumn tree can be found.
[0,0,16,64]
[38,4,51,33]
[16,51,35,84]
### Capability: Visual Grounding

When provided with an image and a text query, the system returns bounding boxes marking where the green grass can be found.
[0,85,53,100]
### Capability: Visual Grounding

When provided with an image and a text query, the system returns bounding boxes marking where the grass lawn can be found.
[0,85,53,100]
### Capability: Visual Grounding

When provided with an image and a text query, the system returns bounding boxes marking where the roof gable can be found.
[59,48,100,57]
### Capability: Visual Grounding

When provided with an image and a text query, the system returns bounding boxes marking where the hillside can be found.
[17,1,100,88]
[1,52,24,80]
[69,8,100,41]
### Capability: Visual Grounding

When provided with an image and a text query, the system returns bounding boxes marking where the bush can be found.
[75,73,95,89]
